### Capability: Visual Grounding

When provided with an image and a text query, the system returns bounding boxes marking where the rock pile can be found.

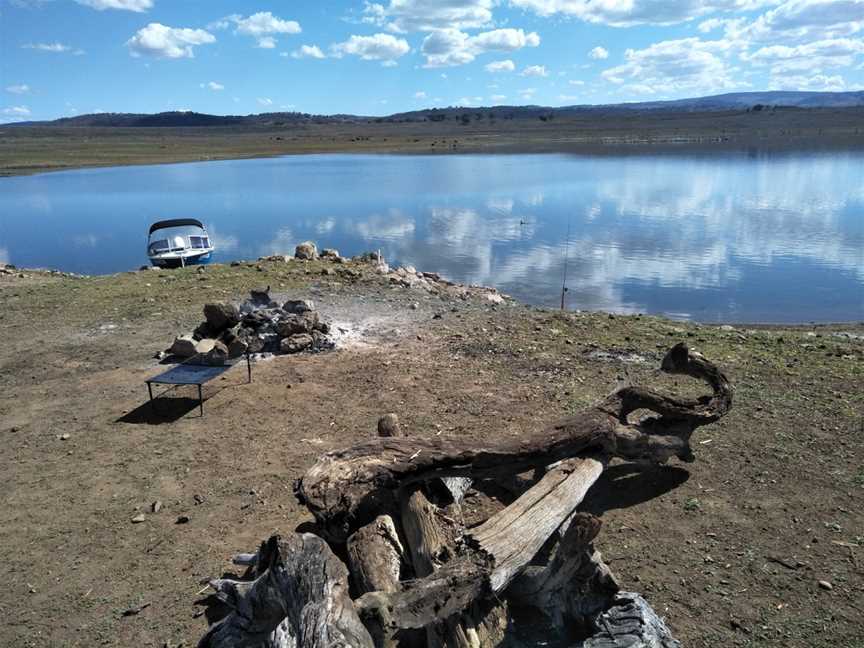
[167,287,332,364]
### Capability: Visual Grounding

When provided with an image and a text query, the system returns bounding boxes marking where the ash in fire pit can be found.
[167,287,333,364]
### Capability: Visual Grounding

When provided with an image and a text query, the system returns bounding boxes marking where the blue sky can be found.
[2,0,863,122]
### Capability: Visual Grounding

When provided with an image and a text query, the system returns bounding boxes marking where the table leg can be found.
[198,384,204,416]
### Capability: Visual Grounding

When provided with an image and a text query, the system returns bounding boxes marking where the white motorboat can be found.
[147,218,214,268]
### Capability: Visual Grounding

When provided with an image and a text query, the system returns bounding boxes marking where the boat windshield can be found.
[148,226,210,255]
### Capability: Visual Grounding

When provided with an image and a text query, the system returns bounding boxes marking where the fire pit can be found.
[166,287,333,364]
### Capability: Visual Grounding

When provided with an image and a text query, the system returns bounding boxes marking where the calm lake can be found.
[1,152,862,323]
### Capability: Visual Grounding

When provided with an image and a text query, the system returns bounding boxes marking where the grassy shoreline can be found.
[3,107,864,177]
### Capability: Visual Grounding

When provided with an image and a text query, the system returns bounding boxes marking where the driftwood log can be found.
[197,343,730,647]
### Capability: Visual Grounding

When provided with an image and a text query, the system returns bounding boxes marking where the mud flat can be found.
[0,255,861,647]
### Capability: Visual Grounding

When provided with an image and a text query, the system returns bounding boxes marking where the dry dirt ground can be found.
[0,258,861,647]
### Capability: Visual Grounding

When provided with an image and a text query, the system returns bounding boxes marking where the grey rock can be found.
[276,312,319,337]
[192,321,216,341]
[170,335,197,358]
[321,248,341,260]
[219,325,239,346]
[190,340,228,366]
[242,335,265,354]
[276,315,308,337]
[283,299,315,314]
[313,319,330,334]
[227,338,248,359]
[194,338,217,354]
[294,241,318,260]
[280,333,313,354]
[249,286,272,306]
[203,303,240,332]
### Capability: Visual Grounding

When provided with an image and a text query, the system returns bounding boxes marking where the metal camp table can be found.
[145,353,252,416]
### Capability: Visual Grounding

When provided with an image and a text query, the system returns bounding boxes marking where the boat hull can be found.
[149,251,213,268]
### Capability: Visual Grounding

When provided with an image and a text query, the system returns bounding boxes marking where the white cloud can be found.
[2,106,31,116]
[588,46,609,59]
[414,91,427,99]
[421,27,540,67]
[708,0,864,48]
[362,0,494,32]
[23,42,82,54]
[74,0,151,11]
[569,79,585,85]
[257,97,274,106]
[215,12,301,48]
[521,64,549,77]
[602,37,746,95]
[742,0,864,43]
[743,38,864,73]
[331,33,410,64]
[485,59,515,72]
[698,17,744,33]
[5,84,30,94]
[509,0,781,27]
[769,73,848,91]
[126,23,215,59]
[491,94,507,101]
[291,44,325,59]
[201,81,224,91]
[519,88,537,99]
[233,12,301,36]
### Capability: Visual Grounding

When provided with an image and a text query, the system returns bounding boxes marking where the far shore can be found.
[2,107,864,177]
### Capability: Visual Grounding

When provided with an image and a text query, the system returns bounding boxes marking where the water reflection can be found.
[0,152,861,322]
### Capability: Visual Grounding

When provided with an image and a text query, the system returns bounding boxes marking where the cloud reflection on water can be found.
[342,152,862,320]
[1,152,861,322]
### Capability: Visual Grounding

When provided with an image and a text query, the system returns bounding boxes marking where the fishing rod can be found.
[560,215,571,310]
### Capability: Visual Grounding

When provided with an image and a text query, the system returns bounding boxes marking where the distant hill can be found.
[605,90,864,111]
[8,91,864,128]
[12,110,366,128]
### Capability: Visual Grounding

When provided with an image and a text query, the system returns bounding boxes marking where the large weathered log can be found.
[508,513,619,626]
[399,483,508,648]
[199,534,374,648]
[355,457,606,639]
[197,343,732,648]
[401,486,457,578]
[296,344,731,541]
[356,554,491,633]
[347,515,405,594]
[469,457,605,592]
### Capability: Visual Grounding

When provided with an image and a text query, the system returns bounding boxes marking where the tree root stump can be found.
[196,343,732,647]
